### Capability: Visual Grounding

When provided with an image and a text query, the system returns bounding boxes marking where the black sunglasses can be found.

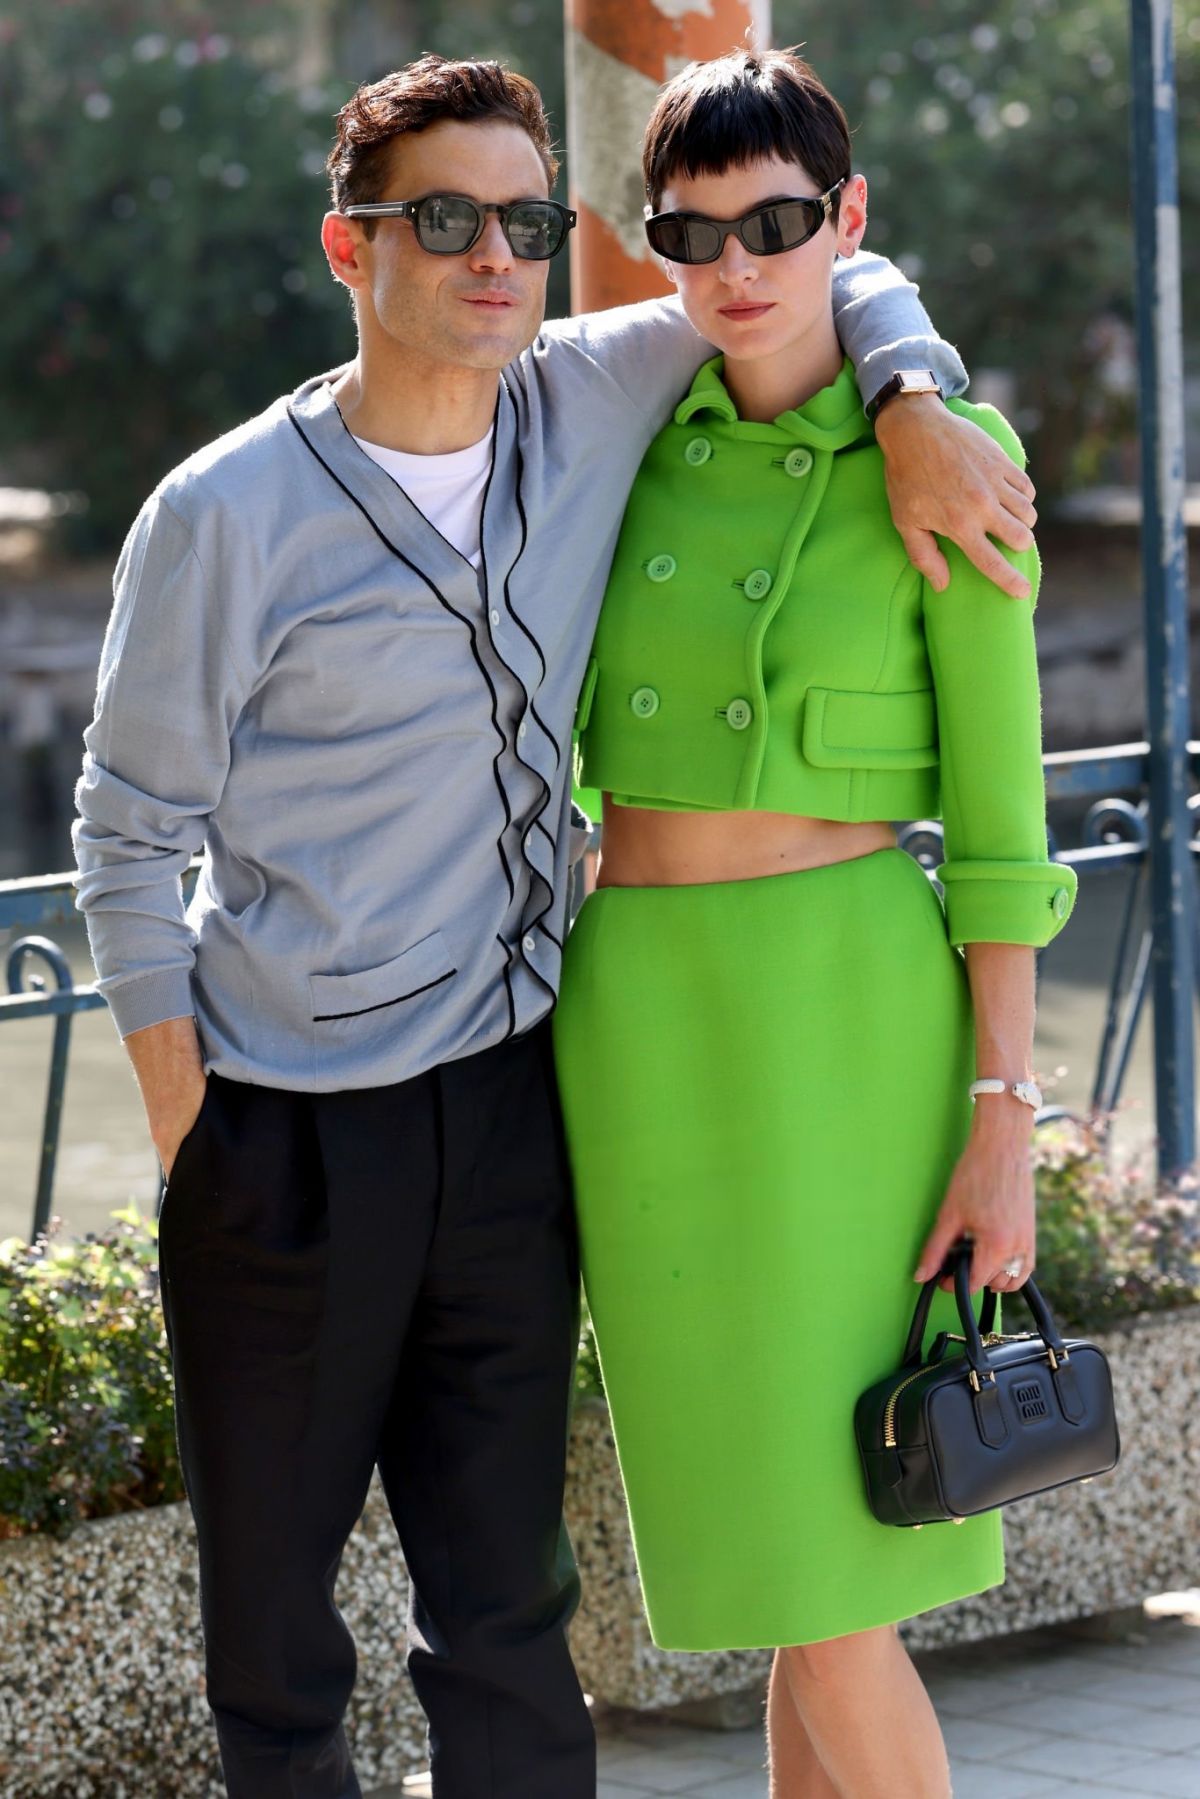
[342,193,576,261]
[644,180,848,265]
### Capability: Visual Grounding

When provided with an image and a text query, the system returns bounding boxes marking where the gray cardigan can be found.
[74,267,967,1090]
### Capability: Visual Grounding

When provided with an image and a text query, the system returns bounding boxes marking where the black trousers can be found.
[157,1022,594,1798]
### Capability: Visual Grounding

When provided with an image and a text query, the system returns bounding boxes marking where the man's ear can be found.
[322,211,367,292]
[663,261,677,284]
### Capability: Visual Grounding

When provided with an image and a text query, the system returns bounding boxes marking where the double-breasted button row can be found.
[628,689,753,731]
[683,437,813,478]
[644,555,776,601]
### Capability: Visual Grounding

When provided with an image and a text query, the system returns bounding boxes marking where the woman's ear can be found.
[836,174,868,258]
[663,261,677,284]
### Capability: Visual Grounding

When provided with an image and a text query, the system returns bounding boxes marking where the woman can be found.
[554,48,1076,1799]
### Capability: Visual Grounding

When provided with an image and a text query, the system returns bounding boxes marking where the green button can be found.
[1052,886,1071,920]
[646,554,677,583]
[631,686,660,718]
[725,698,753,731]
[684,436,712,466]
[743,568,773,601]
[785,446,814,478]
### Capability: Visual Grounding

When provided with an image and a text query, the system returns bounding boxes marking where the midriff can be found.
[596,802,898,889]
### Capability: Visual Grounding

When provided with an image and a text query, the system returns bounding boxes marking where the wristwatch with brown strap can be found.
[864,367,945,424]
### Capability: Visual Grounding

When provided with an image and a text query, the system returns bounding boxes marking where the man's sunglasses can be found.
[644,180,848,265]
[342,194,576,261]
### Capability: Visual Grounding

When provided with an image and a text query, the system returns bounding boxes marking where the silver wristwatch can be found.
[969,1077,1043,1110]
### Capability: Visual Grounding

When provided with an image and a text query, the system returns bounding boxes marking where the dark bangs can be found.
[643,49,852,213]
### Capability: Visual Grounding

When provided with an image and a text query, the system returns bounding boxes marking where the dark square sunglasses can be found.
[342,193,576,261]
[644,179,847,265]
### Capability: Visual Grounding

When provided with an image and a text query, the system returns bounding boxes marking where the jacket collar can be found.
[674,354,874,451]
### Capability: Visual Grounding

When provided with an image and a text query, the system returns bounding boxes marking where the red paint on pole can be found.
[570,197,667,311]
[566,0,770,312]
[565,0,766,87]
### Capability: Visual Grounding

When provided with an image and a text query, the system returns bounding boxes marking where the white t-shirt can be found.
[353,428,494,568]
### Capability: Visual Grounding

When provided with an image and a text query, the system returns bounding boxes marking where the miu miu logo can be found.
[1013,1379,1049,1422]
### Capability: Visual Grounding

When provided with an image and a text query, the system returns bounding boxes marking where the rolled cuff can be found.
[936,859,1077,948]
[102,966,196,1039]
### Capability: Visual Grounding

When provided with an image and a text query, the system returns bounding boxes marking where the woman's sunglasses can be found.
[644,180,848,265]
[342,194,576,262]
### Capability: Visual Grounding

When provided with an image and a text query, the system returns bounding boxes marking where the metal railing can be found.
[4,746,1197,1242]
[0,867,197,1238]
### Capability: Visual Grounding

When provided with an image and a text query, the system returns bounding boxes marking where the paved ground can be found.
[371,1595,1200,1798]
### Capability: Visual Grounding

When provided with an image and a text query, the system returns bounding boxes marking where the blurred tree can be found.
[783,0,1200,490]
[0,2,357,544]
[0,0,573,543]
[3,0,1193,537]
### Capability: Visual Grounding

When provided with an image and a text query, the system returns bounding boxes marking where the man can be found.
[73,54,1038,1799]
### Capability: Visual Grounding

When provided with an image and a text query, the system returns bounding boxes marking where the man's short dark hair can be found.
[642,47,852,215]
[328,54,559,234]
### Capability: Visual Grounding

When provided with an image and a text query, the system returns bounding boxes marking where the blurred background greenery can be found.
[1,0,1197,545]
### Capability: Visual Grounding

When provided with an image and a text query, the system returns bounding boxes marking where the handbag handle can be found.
[901,1238,1069,1375]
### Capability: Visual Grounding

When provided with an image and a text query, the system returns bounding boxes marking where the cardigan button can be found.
[743,568,773,601]
[684,436,712,466]
[725,698,753,731]
[645,554,677,583]
[784,446,814,478]
[1051,886,1071,920]
[631,686,660,719]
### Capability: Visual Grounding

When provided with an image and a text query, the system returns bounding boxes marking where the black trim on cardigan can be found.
[313,968,456,1022]
[286,401,523,932]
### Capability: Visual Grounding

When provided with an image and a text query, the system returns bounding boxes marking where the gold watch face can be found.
[896,369,941,395]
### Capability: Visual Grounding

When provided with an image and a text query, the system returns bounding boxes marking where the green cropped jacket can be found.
[575,355,1077,949]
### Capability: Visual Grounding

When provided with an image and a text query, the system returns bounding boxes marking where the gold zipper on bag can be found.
[882,1331,1041,1448]
[882,1367,928,1448]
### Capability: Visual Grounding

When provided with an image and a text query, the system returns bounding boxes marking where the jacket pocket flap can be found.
[573,657,599,737]
[310,931,456,1021]
[803,687,938,770]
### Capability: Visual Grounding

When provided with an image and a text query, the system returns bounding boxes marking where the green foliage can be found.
[1031,1119,1200,1331]
[783,0,1200,489]
[0,4,355,544]
[0,1207,183,1539]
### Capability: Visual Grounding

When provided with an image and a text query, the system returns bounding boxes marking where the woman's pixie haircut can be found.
[642,48,852,215]
[328,54,559,236]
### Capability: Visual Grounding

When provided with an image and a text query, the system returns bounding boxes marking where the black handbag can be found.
[855,1243,1121,1527]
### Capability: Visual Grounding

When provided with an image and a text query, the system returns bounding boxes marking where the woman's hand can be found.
[875,394,1037,599]
[913,1100,1036,1296]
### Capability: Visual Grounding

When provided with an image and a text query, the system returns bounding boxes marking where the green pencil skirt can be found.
[553,846,1004,1651]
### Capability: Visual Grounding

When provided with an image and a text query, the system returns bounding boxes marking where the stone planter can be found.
[3,1308,1196,1791]
[562,1306,1200,1711]
[0,1478,425,1799]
